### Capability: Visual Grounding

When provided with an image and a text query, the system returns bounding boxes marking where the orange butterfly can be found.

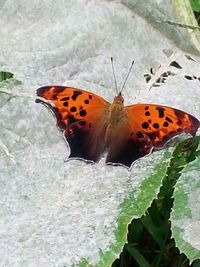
[36,85,199,169]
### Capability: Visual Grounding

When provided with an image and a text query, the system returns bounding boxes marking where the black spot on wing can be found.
[63,102,68,107]
[84,99,89,104]
[163,121,169,127]
[156,107,165,118]
[145,111,150,116]
[71,90,82,101]
[153,123,159,129]
[70,106,77,112]
[142,122,149,129]
[61,97,70,101]
[165,116,173,123]
[80,110,87,117]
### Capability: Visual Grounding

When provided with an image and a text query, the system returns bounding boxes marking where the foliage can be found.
[0,71,13,82]
[112,137,200,266]
[190,0,200,12]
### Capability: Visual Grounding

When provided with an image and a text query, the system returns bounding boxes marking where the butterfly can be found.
[35,85,199,169]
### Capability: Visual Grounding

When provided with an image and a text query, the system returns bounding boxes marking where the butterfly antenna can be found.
[120,60,134,93]
[111,57,118,94]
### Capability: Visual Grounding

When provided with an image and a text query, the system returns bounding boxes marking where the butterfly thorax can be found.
[105,93,126,146]
[109,93,125,124]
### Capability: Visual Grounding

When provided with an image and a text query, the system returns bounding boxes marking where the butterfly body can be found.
[36,86,199,169]
[105,92,126,146]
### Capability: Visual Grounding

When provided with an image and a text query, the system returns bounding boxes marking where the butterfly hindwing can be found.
[36,86,110,162]
[106,122,153,167]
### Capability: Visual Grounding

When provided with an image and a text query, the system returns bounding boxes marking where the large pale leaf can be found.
[0,0,200,266]
[171,145,200,263]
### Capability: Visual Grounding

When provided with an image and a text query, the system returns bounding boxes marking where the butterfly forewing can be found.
[36,86,110,162]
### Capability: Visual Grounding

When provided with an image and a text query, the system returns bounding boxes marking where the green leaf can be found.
[0,71,14,81]
[125,244,151,267]
[190,0,200,12]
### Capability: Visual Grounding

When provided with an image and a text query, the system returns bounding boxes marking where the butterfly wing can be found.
[126,103,199,146]
[106,121,153,168]
[36,86,110,162]
[106,103,199,168]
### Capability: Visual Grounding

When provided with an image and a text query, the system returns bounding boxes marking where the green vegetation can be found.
[112,137,200,266]
[0,71,14,82]
[190,0,200,12]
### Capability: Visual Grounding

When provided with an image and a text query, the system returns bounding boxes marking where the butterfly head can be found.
[114,92,124,104]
